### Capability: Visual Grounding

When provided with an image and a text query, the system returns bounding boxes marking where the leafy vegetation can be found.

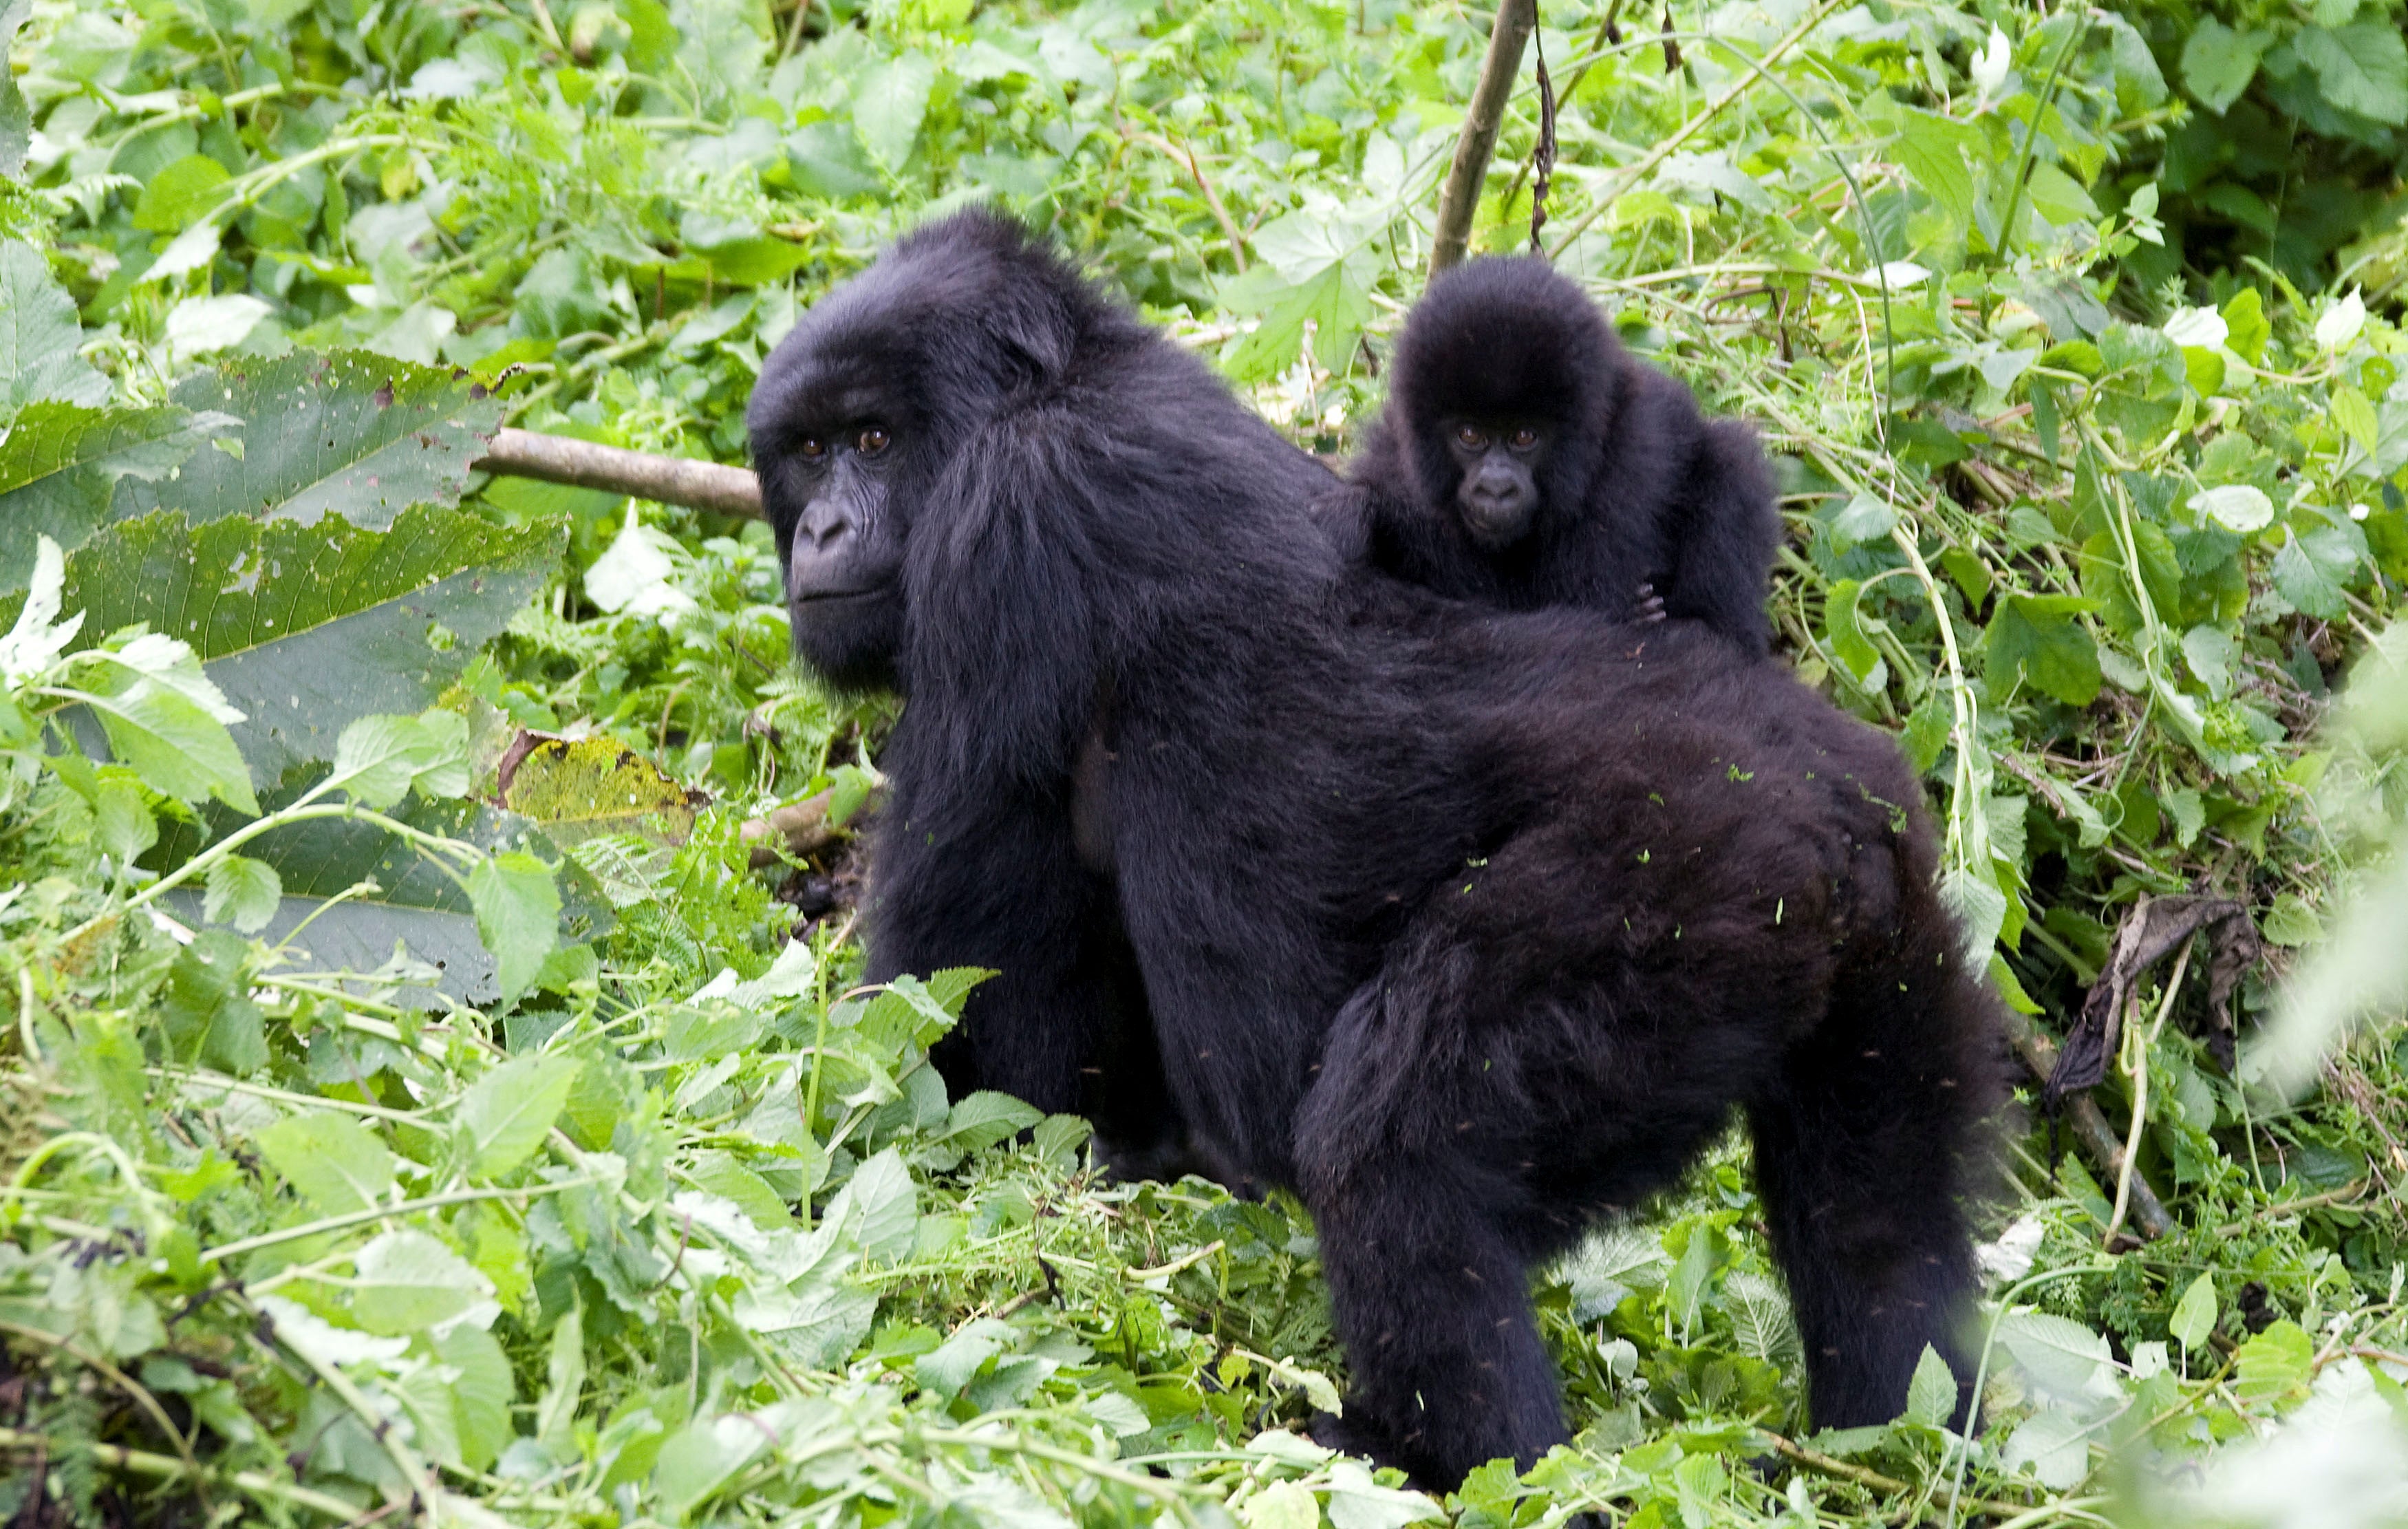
[4,0,2408,1524]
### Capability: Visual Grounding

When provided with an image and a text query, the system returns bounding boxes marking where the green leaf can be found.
[348,1229,493,1334]
[458,1051,581,1177]
[114,352,504,528]
[0,0,25,179]
[1997,1309,2114,1402]
[2334,387,2381,456]
[1323,1459,1444,1529]
[2235,1320,2314,1410]
[33,506,559,786]
[0,242,109,411]
[2001,1409,2092,1489]
[842,1146,919,1263]
[852,50,937,168]
[469,851,561,1005]
[687,1149,793,1229]
[2170,1272,2217,1351]
[2222,287,2271,364]
[2261,892,2323,948]
[1904,1344,1959,1427]
[129,153,231,234]
[161,930,268,1076]
[1984,594,2102,706]
[1889,107,1981,227]
[255,1111,393,1215]
[944,1090,1043,1153]
[202,853,281,934]
[535,1303,585,1462]
[2295,23,2408,125]
[653,1413,774,1516]
[1823,579,1886,690]
[330,712,470,811]
[2189,484,2273,533]
[69,637,259,815]
[0,403,235,592]
[1240,1480,1320,1529]
[2180,18,2266,111]
[436,1323,515,1471]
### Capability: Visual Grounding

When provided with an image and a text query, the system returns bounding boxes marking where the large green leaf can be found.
[158,787,611,1005]
[0,403,236,591]
[47,505,561,784]
[113,351,504,528]
[0,242,109,412]
[2295,23,2408,125]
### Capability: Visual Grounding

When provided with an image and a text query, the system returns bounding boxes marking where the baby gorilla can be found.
[1333,257,1783,652]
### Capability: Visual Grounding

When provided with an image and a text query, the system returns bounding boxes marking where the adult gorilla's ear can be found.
[978,284,1076,389]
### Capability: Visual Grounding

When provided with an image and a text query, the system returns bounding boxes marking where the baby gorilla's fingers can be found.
[1635,582,1668,623]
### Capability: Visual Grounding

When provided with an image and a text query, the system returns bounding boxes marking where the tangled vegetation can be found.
[3,0,2408,1523]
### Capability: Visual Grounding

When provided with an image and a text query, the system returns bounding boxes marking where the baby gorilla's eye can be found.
[1509,427,1538,449]
[799,437,827,460]
[1456,425,1489,449]
[858,426,891,455]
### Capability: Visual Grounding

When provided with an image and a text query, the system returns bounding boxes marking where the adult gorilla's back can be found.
[749,212,2004,1488]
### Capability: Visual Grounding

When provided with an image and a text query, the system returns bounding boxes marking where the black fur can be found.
[1335,256,1783,652]
[750,213,2005,1488]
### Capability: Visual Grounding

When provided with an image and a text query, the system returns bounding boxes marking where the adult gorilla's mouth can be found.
[791,585,892,604]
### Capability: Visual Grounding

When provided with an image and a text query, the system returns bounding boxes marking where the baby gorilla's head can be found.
[1387,257,1627,547]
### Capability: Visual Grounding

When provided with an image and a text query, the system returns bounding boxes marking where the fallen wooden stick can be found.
[475,427,763,517]
[740,783,885,868]
[2003,1009,2171,1240]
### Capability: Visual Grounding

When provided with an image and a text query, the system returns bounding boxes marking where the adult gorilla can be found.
[749,211,2003,1488]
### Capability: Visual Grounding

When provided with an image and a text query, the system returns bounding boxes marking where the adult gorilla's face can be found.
[749,339,925,692]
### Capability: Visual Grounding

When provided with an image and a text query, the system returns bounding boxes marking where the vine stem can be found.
[2103,934,2196,1245]
[0,1425,361,1521]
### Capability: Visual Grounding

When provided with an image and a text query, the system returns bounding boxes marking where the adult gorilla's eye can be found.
[1509,427,1538,449]
[799,437,827,460]
[1456,425,1487,449]
[858,427,891,455]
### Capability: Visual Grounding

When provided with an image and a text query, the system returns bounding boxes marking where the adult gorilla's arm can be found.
[870,416,1121,1115]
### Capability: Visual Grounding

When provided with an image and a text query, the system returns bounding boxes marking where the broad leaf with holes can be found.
[32,505,559,784]
[113,351,503,528]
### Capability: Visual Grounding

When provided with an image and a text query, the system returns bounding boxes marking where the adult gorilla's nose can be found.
[799,498,853,550]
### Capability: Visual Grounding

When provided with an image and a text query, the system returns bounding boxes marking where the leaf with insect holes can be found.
[14,505,559,787]
[0,403,236,594]
[113,351,502,528]
[457,1052,581,1178]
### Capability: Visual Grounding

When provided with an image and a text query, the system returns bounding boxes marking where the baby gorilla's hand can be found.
[1634,582,1668,623]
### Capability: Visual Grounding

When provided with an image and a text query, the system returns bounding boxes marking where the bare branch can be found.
[475,427,763,519]
[741,782,884,869]
[1428,0,1538,279]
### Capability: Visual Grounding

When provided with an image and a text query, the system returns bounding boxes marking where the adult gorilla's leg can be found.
[1296,979,1567,1488]
[1746,879,2002,1433]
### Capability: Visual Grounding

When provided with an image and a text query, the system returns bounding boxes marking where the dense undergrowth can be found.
[3,0,2408,1523]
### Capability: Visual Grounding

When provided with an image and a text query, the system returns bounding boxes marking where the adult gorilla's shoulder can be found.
[751,214,2004,1490]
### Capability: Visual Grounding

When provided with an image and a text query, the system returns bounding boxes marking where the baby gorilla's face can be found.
[1442,418,1549,546]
